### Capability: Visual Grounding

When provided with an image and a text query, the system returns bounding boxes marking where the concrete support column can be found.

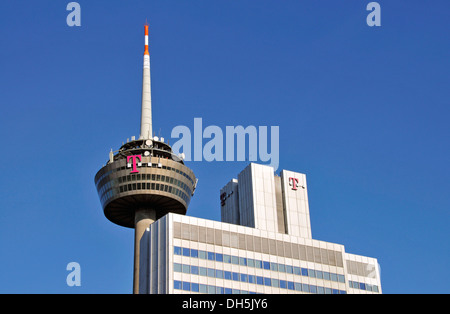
[133,208,155,294]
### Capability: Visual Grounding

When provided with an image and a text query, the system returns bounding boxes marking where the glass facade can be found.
[139,214,382,294]
[173,246,347,285]
[173,245,350,294]
[173,279,347,295]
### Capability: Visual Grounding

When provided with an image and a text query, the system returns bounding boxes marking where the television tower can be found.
[94,24,197,294]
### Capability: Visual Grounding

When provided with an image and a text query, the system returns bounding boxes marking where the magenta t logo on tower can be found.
[289,177,299,190]
[127,155,142,174]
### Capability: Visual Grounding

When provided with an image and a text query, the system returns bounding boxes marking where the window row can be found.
[140,161,195,185]
[349,281,379,293]
[119,173,192,196]
[173,263,346,295]
[346,260,377,278]
[173,222,344,268]
[95,160,195,188]
[99,181,190,207]
[174,246,345,284]
[98,172,192,203]
[174,280,256,294]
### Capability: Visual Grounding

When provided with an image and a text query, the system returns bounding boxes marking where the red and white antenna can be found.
[140,23,153,139]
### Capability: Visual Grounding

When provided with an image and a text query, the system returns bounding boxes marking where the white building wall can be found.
[238,163,278,233]
[253,163,278,233]
[139,215,169,294]
[237,164,254,228]
[221,163,313,237]
[280,170,312,239]
[344,253,383,294]
[220,179,240,225]
[151,213,382,295]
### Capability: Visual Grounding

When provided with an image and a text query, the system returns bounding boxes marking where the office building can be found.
[139,163,382,294]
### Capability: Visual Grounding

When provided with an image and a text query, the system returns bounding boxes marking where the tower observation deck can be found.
[94,24,197,294]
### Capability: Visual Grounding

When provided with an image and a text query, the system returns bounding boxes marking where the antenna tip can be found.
[144,23,149,55]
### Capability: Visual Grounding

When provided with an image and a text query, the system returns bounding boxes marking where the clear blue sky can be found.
[0,1,448,294]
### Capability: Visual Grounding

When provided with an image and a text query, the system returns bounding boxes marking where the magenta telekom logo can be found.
[289,177,299,190]
[126,154,160,173]
[127,155,142,174]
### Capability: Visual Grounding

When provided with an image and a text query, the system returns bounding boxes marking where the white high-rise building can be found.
[221,163,312,238]
[139,163,382,294]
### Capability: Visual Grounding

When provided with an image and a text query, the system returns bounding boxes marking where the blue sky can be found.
[0,1,448,293]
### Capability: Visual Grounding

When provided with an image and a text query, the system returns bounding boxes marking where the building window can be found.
[173,263,182,272]
[288,281,294,290]
[316,270,323,279]
[271,279,279,288]
[286,265,293,274]
[207,252,215,261]
[270,262,278,272]
[302,284,309,292]
[199,284,207,294]
[199,250,207,260]
[330,273,337,282]
[256,276,263,285]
